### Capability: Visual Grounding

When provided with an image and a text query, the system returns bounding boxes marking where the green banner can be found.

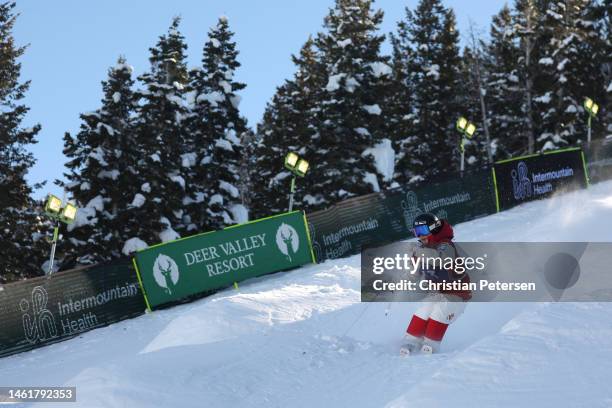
[384,167,498,231]
[134,211,314,309]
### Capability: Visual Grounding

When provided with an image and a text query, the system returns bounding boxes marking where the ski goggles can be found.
[413,224,431,237]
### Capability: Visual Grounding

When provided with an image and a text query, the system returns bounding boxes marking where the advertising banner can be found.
[0,259,145,358]
[133,211,314,309]
[306,169,497,263]
[306,193,408,263]
[384,168,497,233]
[493,148,588,211]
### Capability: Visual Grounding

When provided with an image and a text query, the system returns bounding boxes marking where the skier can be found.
[400,213,471,356]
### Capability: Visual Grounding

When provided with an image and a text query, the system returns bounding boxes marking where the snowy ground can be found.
[2,181,612,407]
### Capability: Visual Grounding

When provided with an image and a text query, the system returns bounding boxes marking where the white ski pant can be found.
[413,293,467,325]
[406,293,467,350]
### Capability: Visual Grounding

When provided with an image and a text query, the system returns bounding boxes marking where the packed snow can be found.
[3,181,612,407]
[181,153,197,168]
[369,61,392,77]
[362,138,395,182]
[326,73,345,92]
[362,104,381,115]
[230,204,249,224]
[130,193,146,208]
[337,38,352,48]
[159,226,180,243]
[424,64,440,80]
[215,138,234,152]
[121,237,148,255]
[363,171,380,192]
[219,180,239,198]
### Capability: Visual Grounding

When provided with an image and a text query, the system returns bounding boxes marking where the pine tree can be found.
[394,0,463,181]
[389,10,417,185]
[237,128,256,214]
[602,0,612,137]
[60,57,138,263]
[252,37,326,219]
[485,4,525,158]
[457,44,490,168]
[460,24,496,166]
[129,17,190,248]
[313,0,393,202]
[512,0,548,154]
[535,0,608,150]
[251,84,296,219]
[188,16,249,231]
[0,2,44,282]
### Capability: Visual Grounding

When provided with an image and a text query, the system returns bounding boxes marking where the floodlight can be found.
[283,152,310,211]
[61,203,78,224]
[584,97,599,145]
[45,194,62,216]
[285,152,299,171]
[456,117,468,132]
[466,123,477,138]
[295,159,309,177]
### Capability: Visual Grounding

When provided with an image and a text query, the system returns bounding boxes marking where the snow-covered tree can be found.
[484,4,525,159]
[252,37,326,219]
[187,16,249,231]
[129,17,190,248]
[251,84,296,219]
[60,57,139,264]
[393,0,463,182]
[458,24,496,166]
[313,0,394,202]
[389,9,417,185]
[456,44,490,168]
[511,0,550,154]
[0,2,45,282]
[535,0,608,150]
[602,0,612,138]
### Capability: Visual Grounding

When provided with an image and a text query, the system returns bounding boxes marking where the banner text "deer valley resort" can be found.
[183,233,267,277]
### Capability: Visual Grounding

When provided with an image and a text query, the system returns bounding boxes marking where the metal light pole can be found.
[584,97,599,145]
[460,139,466,172]
[288,176,297,212]
[456,117,477,173]
[284,152,309,212]
[47,220,60,275]
[43,194,78,275]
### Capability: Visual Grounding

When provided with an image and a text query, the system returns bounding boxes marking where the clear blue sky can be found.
[15,0,507,199]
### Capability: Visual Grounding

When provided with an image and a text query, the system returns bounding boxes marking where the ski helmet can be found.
[412,213,442,236]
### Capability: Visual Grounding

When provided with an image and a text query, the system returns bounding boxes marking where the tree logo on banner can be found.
[276,223,300,262]
[153,254,180,295]
[401,191,447,235]
[511,161,532,201]
[20,286,58,344]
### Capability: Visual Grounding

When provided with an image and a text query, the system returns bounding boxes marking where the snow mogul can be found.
[400,213,471,356]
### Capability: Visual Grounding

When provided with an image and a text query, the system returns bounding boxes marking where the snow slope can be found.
[2,181,612,407]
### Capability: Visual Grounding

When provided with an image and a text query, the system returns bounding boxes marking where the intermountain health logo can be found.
[401,191,448,232]
[276,223,300,262]
[20,286,58,344]
[511,161,532,201]
[153,254,180,295]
